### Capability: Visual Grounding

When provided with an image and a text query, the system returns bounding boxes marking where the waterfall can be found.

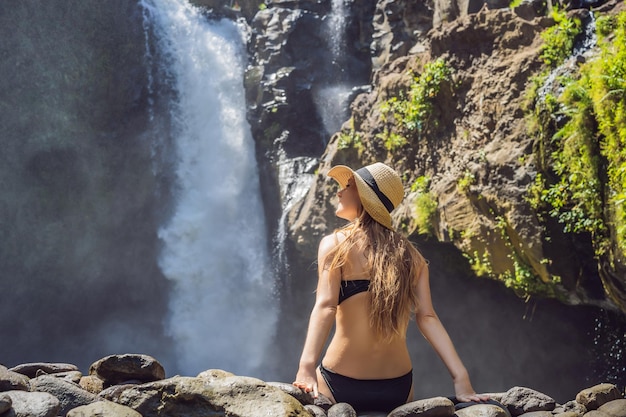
[327,0,348,58]
[142,0,277,377]
[314,0,353,137]
[538,11,597,103]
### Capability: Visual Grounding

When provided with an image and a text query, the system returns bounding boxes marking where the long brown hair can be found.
[325,211,427,341]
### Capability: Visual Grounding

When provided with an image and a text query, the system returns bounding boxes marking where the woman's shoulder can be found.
[319,232,342,251]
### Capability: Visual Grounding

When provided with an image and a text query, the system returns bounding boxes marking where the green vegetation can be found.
[466,250,493,278]
[527,10,626,259]
[539,8,582,68]
[378,58,453,148]
[457,170,476,194]
[464,217,561,298]
[337,118,364,152]
[411,176,437,235]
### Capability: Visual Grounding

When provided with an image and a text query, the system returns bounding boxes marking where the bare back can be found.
[321,234,412,380]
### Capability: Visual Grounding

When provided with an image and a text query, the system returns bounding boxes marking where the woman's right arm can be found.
[293,234,341,397]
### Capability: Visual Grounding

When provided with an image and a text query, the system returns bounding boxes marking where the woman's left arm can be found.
[414,264,489,403]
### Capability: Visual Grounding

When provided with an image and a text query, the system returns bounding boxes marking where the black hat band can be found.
[356,167,395,213]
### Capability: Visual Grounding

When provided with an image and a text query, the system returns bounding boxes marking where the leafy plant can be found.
[457,171,476,194]
[411,176,437,235]
[540,8,582,68]
[337,118,363,151]
[376,128,407,151]
[378,58,454,144]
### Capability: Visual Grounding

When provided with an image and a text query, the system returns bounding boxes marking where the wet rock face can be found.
[281,0,626,314]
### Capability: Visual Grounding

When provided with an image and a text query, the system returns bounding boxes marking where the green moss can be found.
[411,176,437,236]
[378,58,454,145]
[527,9,626,259]
[457,171,476,194]
[465,250,494,278]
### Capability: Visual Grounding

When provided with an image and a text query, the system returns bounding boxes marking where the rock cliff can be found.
[222,0,626,316]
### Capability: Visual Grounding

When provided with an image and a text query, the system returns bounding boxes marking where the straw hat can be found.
[328,162,404,230]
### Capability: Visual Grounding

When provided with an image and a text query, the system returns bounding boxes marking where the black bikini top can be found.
[338,279,370,304]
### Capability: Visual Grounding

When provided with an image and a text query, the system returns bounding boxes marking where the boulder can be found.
[501,387,556,416]
[328,402,358,417]
[554,400,588,416]
[306,404,328,417]
[79,375,105,394]
[0,366,29,392]
[517,412,553,417]
[314,393,334,411]
[89,354,165,385]
[98,384,138,402]
[268,381,315,405]
[598,399,626,417]
[457,404,513,417]
[389,396,456,417]
[0,393,12,414]
[584,411,612,417]
[114,375,307,417]
[2,390,60,417]
[196,369,234,381]
[577,385,622,411]
[67,400,142,417]
[40,370,82,384]
[30,375,98,416]
[9,362,79,379]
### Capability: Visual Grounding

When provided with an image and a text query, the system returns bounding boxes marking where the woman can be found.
[293,162,488,413]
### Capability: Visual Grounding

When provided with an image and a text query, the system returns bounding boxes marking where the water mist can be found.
[143,0,277,377]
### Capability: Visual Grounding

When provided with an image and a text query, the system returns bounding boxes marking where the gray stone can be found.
[67,399,142,417]
[268,381,315,405]
[556,412,586,417]
[41,370,83,384]
[599,399,626,417]
[584,411,612,417]
[457,404,512,417]
[389,396,456,417]
[328,402,357,417]
[0,365,30,392]
[554,400,587,416]
[79,375,105,394]
[517,412,553,417]
[501,387,556,416]
[0,393,12,414]
[196,369,234,381]
[314,393,334,411]
[97,384,137,402]
[305,404,328,417]
[30,374,98,416]
[577,385,621,411]
[2,390,60,417]
[89,354,165,385]
[115,375,307,417]
[9,362,80,379]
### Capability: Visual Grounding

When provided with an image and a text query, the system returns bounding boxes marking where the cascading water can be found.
[314,0,354,137]
[538,10,597,104]
[142,0,277,377]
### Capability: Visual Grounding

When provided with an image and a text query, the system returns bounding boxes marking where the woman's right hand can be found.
[293,368,319,398]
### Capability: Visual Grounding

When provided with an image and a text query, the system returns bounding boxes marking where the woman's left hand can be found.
[454,377,490,403]
[455,390,490,403]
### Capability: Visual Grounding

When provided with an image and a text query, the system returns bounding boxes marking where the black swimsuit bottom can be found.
[319,364,413,413]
